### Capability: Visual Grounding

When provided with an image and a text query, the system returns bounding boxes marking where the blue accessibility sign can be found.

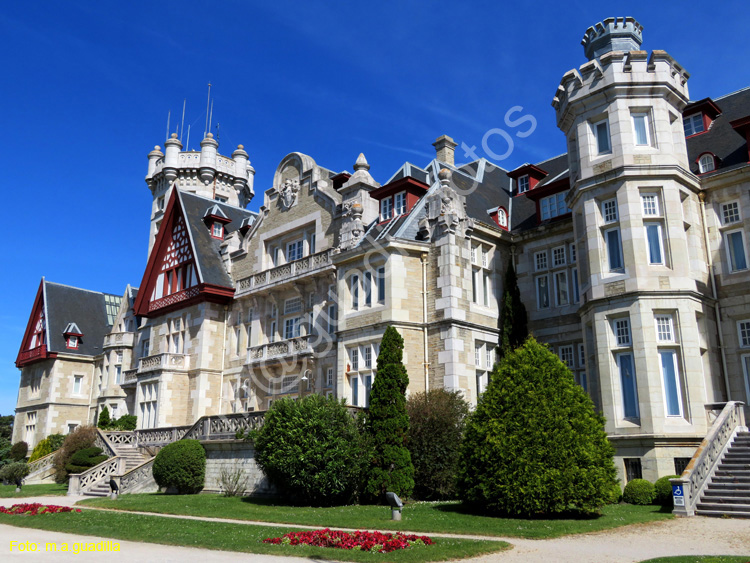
[672,485,683,496]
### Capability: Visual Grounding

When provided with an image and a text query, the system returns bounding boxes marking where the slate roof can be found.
[43,280,121,356]
[178,191,257,288]
[686,87,750,176]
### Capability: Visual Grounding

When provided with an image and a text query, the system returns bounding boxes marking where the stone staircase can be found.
[696,431,750,518]
[81,442,151,497]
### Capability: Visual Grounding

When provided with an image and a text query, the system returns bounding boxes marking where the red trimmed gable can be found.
[507,163,548,194]
[134,190,234,317]
[683,98,722,138]
[16,280,56,367]
[370,176,429,221]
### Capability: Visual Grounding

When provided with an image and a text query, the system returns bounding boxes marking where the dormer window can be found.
[698,153,716,174]
[498,208,508,228]
[63,322,83,350]
[683,113,705,137]
[518,175,529,194]
[380,197,393,221]
[394,192,407,216]
[211,222,224,239]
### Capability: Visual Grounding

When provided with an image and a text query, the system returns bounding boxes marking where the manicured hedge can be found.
[623,478,655,505]
[153,439,206,494]
[654,475,679,506]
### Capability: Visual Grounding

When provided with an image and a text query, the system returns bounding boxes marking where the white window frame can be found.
[286,239,304,262]
[602,198,618,223]
[559,345,574,368]
[211,222,223,238]
[641,193,661,217]
[659,349,684,417]
[552,246,566,267]
[534,251,548,271]
[683,113,704,137]
[741,354,750,404]
[699,154,715,174]
[326,368,334,387]
[578,343,586,367]
[518,175,530,194]
[377,266,386,304]
[570,242,577,263]
[394,191,407,216]
[554,270,569,306]
[350,347,359,372]
[655,315,675,343]
[283,317,301,340]
[721,201,741,226]
[593,118,611,155]
[536,275,550,309]
[571,267,580,303]
[724,229,749,272]
[380,197,393,221]
[631,112,651,146]
[614,318,631,347]
[350,274,360,309]
[737,320,750,348]
[617,352,640,419]
[644,222,665,265]
[73,375,83,395]
[604,227,624,271]
[284,297,302,315]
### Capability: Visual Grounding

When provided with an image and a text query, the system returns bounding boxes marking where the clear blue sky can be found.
[1,1,749,418]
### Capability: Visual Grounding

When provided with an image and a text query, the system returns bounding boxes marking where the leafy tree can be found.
[53,425,98,483]
[9,441,28,462]
[110,414,137,431]
[0,462,30,484]
[97,406,111,429]
[0,415,13,441]
[153,440,206,494]
[364,326,414,501]
[0,438,11,468]
[457,337,617,516]
[407,389,470,500]
[498,261,528,358]
[252,395,367,505]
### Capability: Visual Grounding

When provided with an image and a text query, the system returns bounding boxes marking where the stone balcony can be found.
[235,249,334,296]
[121,369,138,386]
[137,353,190,374]
[103,332,135,349]
[245,335,314,366]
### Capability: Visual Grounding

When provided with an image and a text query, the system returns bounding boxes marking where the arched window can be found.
[699,153,716,174]
[498,208,508,228]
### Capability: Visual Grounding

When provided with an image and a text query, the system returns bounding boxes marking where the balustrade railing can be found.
[103,332,135,348]
[138,353,189,374]
[134,426,191,447]
[122,369,138,384]
[236,249,333,294]
[246,335,313,364]
[148,286,201,312]
[94,429,118,457]
[68,456,124,496]
[182,412,266,441]
[26,451,56,478]
[117,458,156,494]
[671,401,747,516]
[103,431,136,447]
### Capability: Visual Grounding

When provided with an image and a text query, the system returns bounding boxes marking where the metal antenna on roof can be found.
[204,83,212,137]
[180,99,186,143]
[208,99,214,138]
[165,110,171,141]
[186,124,191,152]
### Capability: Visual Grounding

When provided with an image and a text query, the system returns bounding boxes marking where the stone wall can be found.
[202,440,275,497]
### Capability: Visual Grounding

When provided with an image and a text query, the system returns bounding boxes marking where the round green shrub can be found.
[622,479,655,505]
[254,394,367,505]
[457,337,618,516]
[153,439,206,494]
[65,447,107,475]
[111,415,137,431]
[0,461,30,484]
[9,441,28,462]
[29,434,65,462]
[407,389,470,500]
[654,475,679,506]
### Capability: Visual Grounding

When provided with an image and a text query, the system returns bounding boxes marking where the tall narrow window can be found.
[518,175,529,194]
[659,350,683,416]
[571,267,580,303]
[394,192,407,215]
[350,348,359,371]
[683,113,704,136]
[645,223,664,264]
[73,375,82,395]
[699,154,716,174]
[721,202,741,225]
[614,318,631,346]
[483,272,490,307]
[738,320,750,348]
[555,271,569,306]
[725,230,748,272]
[287,240,304,262]
[377,267,385,304]
[364,272,372,306]
[327,304,336,334]
[351,376,359,406]
[655,315,674,342]
[380,198,393,221]
[326,368,334,387]
[535,251,548,271]
[364,374,373,407]
[602,199,618,223]
[605,228,623,270]
[536,276,550,309]
[351,275,359,309]
[593,119,611,154]
[632,113,650,146]
[618,353,639,419]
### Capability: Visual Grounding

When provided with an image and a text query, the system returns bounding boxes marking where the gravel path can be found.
[1,496,748,562]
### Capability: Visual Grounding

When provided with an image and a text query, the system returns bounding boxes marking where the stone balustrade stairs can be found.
[82,441,152,497]
[696,431,750,518]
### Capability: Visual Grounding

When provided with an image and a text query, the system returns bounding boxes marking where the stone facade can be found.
[13,17,750,487]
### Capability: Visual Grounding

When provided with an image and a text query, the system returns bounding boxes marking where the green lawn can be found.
[0,510,507,562]
[640,558,750,563]
[0,483,67,498]
[78,495,673,539]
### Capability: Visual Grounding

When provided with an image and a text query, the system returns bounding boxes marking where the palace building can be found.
[13,17,750,485]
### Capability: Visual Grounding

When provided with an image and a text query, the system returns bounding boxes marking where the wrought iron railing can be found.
[671,401,747,516]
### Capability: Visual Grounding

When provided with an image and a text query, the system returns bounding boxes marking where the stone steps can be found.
[697,431,750,518]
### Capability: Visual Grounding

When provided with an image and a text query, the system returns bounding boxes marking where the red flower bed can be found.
[263,528,434,553]
[0,503,81,515]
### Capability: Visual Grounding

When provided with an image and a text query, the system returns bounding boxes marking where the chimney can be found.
[433,135,457,166]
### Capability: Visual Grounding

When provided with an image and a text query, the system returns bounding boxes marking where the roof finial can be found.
[354,153,370,172]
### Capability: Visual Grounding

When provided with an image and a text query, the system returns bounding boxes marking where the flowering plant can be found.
[263,529,434,553]
[0,503,81,515]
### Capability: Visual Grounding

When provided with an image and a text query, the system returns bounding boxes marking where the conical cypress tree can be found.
[97,405,111,429]
[364,326,415,501]
[498,260,528,357]
[457,337,617,516]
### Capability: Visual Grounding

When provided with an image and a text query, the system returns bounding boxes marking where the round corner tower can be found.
[144,133,256,253]
[552,17,721,482]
